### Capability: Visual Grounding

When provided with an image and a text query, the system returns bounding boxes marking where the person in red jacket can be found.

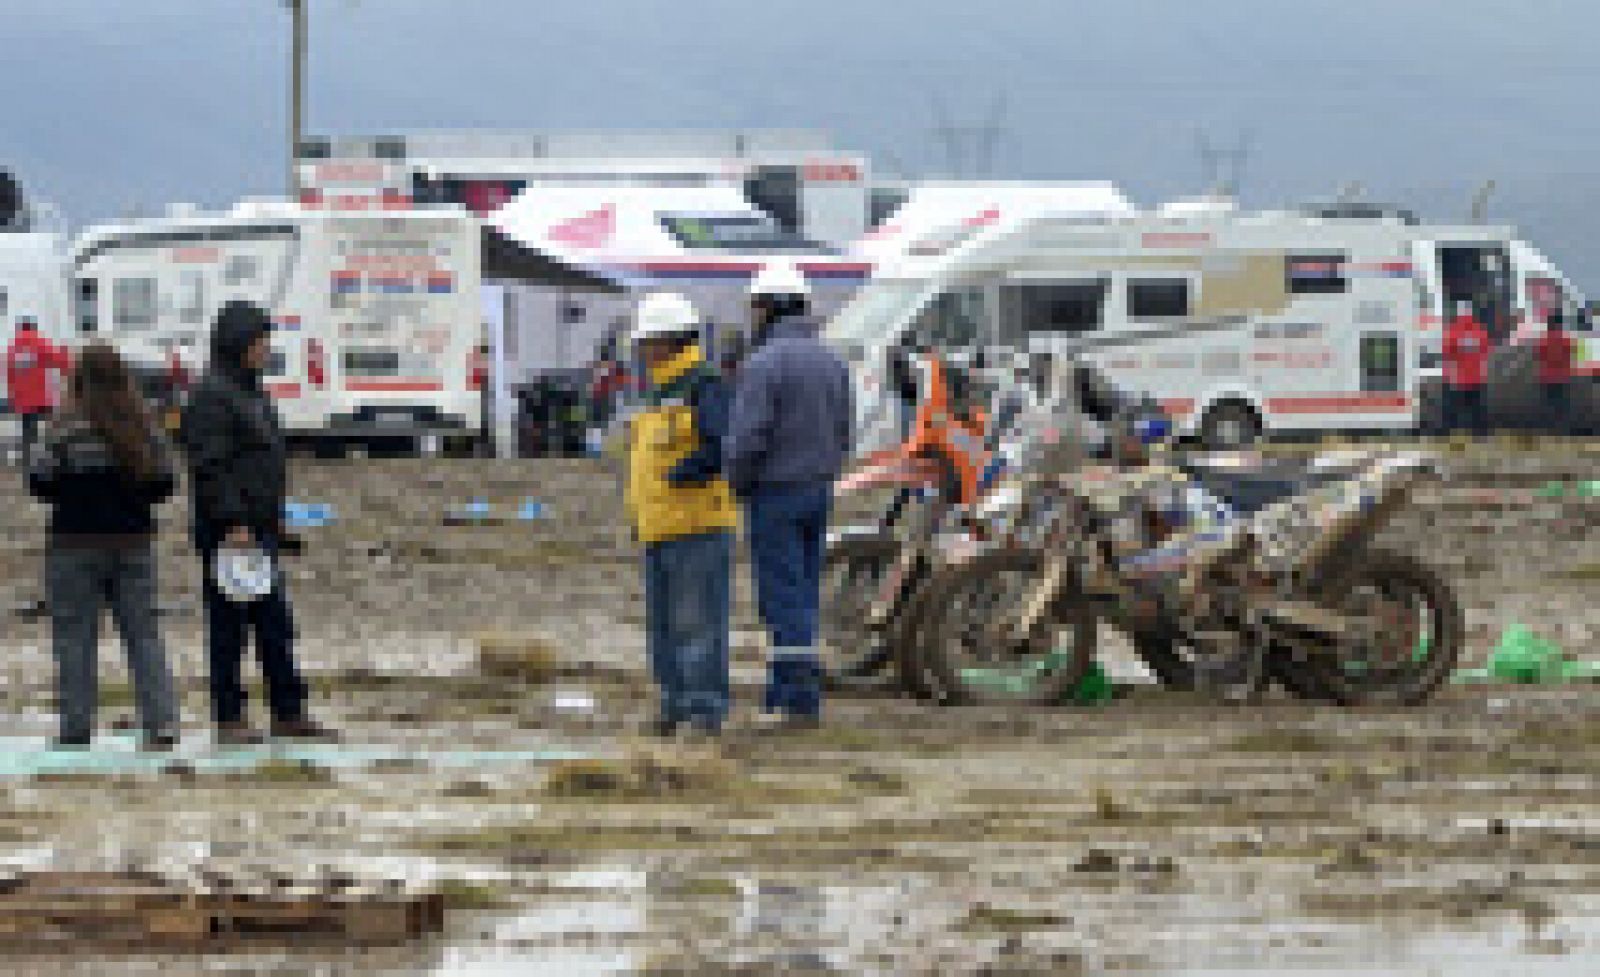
[1537,311,1576,435]
[1441,302,1491,437]
[6,319,71,462]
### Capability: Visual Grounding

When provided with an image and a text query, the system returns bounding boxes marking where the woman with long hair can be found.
[26,342,181,749]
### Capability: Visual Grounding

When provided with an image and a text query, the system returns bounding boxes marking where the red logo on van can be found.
[803,162,862,183]
[547,205,616,250]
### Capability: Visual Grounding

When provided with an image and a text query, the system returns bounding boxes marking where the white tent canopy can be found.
[488,184,771,280]
[853,181,1135,265]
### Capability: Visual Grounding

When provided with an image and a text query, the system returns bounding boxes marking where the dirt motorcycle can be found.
[911,446,1463,707]
[822,347,1009,694]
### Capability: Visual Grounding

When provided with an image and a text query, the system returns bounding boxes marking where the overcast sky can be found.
[9,0,1600,288]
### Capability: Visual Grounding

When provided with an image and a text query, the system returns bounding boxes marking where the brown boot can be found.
[270,717,339,742]
[216,722,265,747]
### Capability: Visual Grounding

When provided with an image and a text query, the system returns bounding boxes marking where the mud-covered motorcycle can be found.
[911,448,1463,707]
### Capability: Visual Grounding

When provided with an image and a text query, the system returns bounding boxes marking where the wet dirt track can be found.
[0,441,1595,975]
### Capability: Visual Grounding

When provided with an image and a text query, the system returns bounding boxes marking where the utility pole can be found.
[285,0,308,195]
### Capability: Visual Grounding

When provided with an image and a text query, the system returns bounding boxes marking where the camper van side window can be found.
[224,256,258,285]
[112,278,157,331]
[1287,254,1347,295]
[1000,280,1108,338]
[912,287,988,348]
[1127,279,1190,320]
[75,279,98,334]
[179,272,207,325]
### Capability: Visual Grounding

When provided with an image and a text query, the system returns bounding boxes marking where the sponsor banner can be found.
[1142,231,1213,249]
[343,379,444,392]
[1349,260,1413,278]
[345,256,438,273]
[1265,394,1411,415]
[802,161,863,183]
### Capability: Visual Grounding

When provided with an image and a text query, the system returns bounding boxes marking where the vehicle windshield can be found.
[658,213,829,253]
[825,281,928,346]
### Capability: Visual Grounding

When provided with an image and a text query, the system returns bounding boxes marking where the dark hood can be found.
[210,300,273,383]
[754,312,819,349]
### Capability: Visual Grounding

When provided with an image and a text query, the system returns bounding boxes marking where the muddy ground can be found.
[0,439,1595,975]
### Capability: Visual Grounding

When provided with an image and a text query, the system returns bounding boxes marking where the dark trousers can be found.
[47,542,179,740]
[19,410,47,463]
[745,483,832,718]
[195,523,306,725]
[1447,385,1489,437]
[1543,382,1570,434]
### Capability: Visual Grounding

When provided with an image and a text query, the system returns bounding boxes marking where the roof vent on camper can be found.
[0,169,25,230]
[1159,196,1237,218]
[1301,202,1419,225]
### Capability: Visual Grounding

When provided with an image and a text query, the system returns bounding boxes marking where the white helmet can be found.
[632,292,701,342]
[213,546,276,604]
[748,259,810,299]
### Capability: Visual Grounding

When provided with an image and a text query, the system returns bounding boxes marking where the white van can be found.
[73,201,483,447]
[828,197,1595,452]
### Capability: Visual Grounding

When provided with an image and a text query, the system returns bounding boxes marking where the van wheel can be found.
[1199,403,1262,450]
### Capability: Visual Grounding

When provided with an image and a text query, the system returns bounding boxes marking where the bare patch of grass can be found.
[476,633,562,684]
[433,878,509,910]
[957,902,1071,933]
[225,759,335,786]
[1226,727,1340,754]
[542,749,739,801]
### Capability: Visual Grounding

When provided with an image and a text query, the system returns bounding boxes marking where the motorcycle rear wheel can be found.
[917,547,1098,707]
[892,572,953,701]
[1297,548,1464,707]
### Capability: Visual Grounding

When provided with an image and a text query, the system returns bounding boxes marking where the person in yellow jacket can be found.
[624,292,738,738]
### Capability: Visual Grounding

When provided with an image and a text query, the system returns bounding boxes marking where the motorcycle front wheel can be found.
[915,547,1097,706]
[821,537,902,689]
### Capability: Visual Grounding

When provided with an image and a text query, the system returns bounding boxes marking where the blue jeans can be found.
[47,542,179,740]
[643,531,732,730]
[745,483,832,718]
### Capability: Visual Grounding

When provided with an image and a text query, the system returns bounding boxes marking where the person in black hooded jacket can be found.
[180,301,334,745]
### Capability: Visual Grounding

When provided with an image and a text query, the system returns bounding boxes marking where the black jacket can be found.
[179,302,287,533]
[26,416,177,539]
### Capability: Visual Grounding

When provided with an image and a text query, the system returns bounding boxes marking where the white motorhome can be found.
[829,196,1596,452]
[72,201,483,446]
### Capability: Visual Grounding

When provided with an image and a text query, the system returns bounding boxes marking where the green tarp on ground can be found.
[1451,621,1600,685]
[958,655,1115,705]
